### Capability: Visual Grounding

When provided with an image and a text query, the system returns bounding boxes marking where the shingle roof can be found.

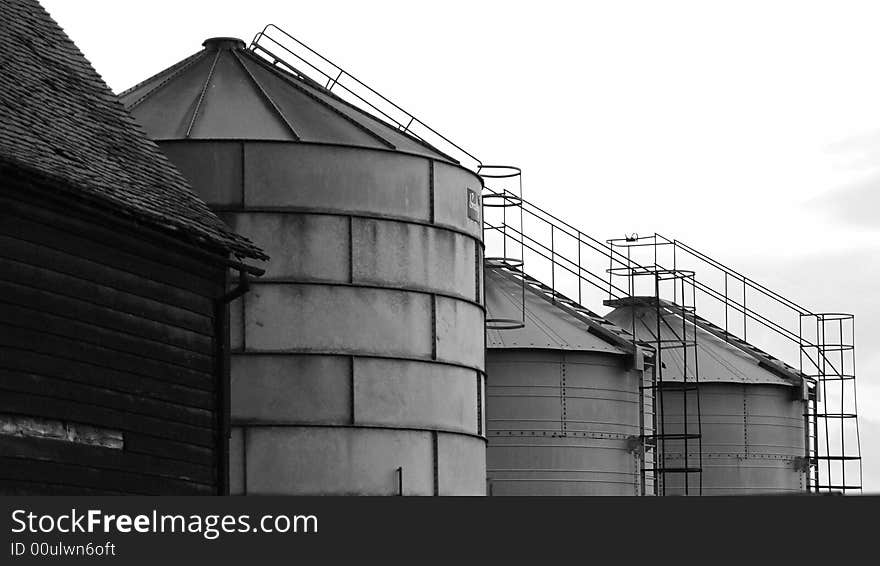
[0,0,267,261]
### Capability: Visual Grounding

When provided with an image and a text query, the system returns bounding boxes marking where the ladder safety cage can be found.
[481,166,526,330]
[799,312,861,493]
[605,236,704,496]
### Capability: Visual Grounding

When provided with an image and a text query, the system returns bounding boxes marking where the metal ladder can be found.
[604,257,704,495]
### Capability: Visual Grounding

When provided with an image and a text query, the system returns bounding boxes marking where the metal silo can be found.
[120,36,486,495]
[484,268,651,495]
[604,302,808,495]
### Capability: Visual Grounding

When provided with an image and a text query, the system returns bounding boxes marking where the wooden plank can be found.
[0,279,214,356]
[0,210,220,297]
[0,256,214,336]
[0,369,213,428]
[0,457,213,495]
[0,189,230,286]
[0,390,215,448]
[0,327,215,391]
[0,347,214,410]
[0,480,127,495]
[0,164,230,496]
[124,432,214,467]
[0,234,215,317]
[0,436,215,485]
[0,303,214,373]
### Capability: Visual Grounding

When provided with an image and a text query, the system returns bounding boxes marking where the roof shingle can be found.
[0,0,267,261]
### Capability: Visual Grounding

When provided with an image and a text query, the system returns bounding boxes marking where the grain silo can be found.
[604,299,809,495]
[484,268,652,495]
[119,36,486,495]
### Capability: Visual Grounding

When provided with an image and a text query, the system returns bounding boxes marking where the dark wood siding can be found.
[0,180,229,495]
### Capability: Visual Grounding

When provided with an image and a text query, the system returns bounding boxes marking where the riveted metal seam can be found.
[186,49,222,138]
[231,50,301,140]
[210,205,485,246]
[242,427,248,495]
[349,355,356,425]
[477,371,483,436]
[474,240,481,304]
[240,293,247,351]
[124,50,207,110]
[428,160,435,223]
[240,141,246,208]
[432,431,439,496]
[231,350,486,376]
[245,52,396,150]
[348,216,354,284]
[431,295,437,361]
[244,279,486,314]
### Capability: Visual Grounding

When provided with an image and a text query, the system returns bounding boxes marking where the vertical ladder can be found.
[651,276,703,497]
[606,237,703,495]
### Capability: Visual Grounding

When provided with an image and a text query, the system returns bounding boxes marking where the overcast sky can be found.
[41,0,880,492]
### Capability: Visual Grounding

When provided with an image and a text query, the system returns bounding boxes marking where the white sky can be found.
[41,0,880,492]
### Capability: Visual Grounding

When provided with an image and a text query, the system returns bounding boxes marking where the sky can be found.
[40,0,879,492]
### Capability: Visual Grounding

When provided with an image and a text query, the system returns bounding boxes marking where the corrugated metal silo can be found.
[484,269,650,495]
[605,302,808,495]
[120,37,486,495]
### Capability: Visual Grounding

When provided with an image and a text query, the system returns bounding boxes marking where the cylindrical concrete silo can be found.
[605,302,808,495]
[120,37,486,495]
[484,269,650,495]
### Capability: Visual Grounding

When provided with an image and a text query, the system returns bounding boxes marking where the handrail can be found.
[617,236,858,381]
[606,234,817,351]
[483,188,637,272]
[490,191,818,357]
[483,223,632,300]
[488,187,821,354]
[664,236,811,315]
[249,24,483,172]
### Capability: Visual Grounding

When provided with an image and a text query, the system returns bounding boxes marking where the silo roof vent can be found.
[202,37,247,50]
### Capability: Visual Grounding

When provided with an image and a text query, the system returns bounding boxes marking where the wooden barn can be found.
[0,0,267,494]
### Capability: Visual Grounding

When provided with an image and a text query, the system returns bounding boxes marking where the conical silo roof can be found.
[604,301,801,386]
[118,37,457,162]
[485,269,629,355]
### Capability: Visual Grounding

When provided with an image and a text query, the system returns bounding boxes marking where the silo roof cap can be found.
[202,37,246,50]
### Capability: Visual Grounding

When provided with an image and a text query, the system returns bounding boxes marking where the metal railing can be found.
[249,24,482,171]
